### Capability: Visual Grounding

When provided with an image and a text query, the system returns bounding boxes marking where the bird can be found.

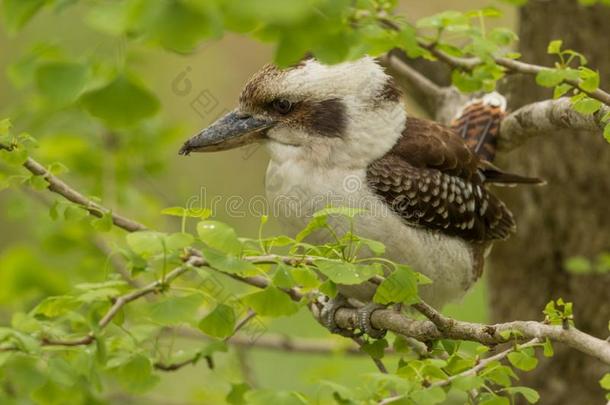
[179,56,542,337]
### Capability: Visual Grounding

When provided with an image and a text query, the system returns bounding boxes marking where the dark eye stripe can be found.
[308,98,347,138]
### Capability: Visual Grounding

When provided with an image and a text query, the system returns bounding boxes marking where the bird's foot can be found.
[320,295,361,338]
[356,302,387,339]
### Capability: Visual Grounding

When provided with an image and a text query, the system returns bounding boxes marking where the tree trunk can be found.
[491,1,610,403]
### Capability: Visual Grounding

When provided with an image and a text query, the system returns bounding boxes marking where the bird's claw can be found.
[320,295,362,338]
[356,302,387,339]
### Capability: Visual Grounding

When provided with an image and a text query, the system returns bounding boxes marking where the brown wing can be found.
[367,117,516,242]
[389,117,480,180]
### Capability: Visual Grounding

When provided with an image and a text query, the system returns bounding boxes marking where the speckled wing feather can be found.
[366,117,516,242]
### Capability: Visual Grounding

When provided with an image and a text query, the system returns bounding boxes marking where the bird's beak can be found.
[179,109,275,155]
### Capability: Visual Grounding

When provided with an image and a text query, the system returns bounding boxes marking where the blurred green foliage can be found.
[0,0,608,404]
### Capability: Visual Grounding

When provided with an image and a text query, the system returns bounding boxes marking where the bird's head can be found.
[179,56,406,168]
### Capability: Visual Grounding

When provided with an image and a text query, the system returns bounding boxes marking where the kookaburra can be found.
[179,56,541,336]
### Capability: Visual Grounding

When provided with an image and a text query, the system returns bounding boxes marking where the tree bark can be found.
[491,1,610,403]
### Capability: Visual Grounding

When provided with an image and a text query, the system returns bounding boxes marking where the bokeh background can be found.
[0,1,521,403]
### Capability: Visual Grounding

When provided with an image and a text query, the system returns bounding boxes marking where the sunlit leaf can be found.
[504,386,540,404]
[374,264,419,304]
[197,221,241,255]
[112,354,160,393]
[198,303,235,338]
[200,246,257,275]
[242,287,299,317]
[126,231,164,256]
[314,260,380,285]
[507,349,538,371]
[149,294,204,325]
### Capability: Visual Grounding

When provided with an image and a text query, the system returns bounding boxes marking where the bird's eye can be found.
[272,98,293,114]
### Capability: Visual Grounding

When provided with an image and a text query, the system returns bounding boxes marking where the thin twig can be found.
[373,14,610,107]
[429,338,540,388]
[11,153,147,232]
[378,51,446,116]
[418,41,610,107]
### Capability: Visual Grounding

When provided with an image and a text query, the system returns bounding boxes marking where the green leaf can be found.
[410,386,446,404]
[64,204,89,222]
[76,280,128,291]
[361,339,388,360]
[547,40,562,54]
[482,363,517,387]
[507,349,538,371]
[543,339,554,357]
[197,221,241,255]
[374,264,418,304]
[313,206,366,219]
[198,304,236,338]
[200,246,257,275]
[113,354,159,393]
[81,74,160,127]
[272,263,296,289]
[578,67,600,92]
[291,266,320,290]
[144,1,222,53]
[149,294,203,325]
[451,375,484,391]
[314,260,380,285]
[32,296,79,318]
[535,69,566,87]
[2,0,46,33]
[36,62,88,104]
[572,96,602,115]
[604,123,610,143]
[553,83,572,99]
[600,373,610,390]
[27,173,48,190]
[242,287,299,317]
[126,231,164,256]
[452,69,483,93]
[161,206,211,218]
[296,215,327,242]
[165,232,194,251]
[227,382,251,405]
[565,256,592,274]
[245,389,308,405]
[504,386,540,403]
[0,147,28,166]
[318,279,337,298]
[479,394,510,405]
[358,237,385,255]
[92,212,113,232]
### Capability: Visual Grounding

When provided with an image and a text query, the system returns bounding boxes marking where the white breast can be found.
[265,158,477,308]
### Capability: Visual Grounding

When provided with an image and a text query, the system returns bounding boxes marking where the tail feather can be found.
[451,92,506,162]
[452,92,545,186]
[479,161,546,186]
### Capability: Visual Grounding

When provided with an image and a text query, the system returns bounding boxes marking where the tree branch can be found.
[498,98,610,151]
[8,152,147,232]
[379,51,445,115]
[7,149,610,367]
